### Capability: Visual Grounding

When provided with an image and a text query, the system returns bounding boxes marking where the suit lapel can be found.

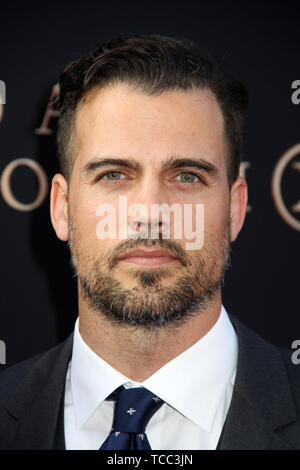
[5,334,73,450]
[219,390,293,449]
[218,315,297,450]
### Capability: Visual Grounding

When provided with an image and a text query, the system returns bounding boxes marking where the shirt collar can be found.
[70,305,237,432]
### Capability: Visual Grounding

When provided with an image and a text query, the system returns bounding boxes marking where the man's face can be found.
[65,83,236,329]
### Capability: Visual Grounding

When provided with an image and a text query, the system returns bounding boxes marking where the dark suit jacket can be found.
[0,314,300,450]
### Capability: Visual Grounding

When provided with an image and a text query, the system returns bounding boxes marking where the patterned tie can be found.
[100,386,164,450]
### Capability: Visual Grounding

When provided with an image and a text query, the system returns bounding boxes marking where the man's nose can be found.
[127,177,170,238]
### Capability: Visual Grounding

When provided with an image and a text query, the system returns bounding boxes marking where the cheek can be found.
[76,198,98,228]
[203,197,230,239]
[70,193,102,248]
[74,195,122,254]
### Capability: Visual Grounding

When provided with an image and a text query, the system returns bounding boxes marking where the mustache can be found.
[106,234,190,270]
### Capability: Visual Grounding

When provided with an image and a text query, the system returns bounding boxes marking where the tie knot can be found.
[109,386,164,434]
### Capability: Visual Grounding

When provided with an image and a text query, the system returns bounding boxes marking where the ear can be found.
[230,177,248,242]
[50,173,69,241]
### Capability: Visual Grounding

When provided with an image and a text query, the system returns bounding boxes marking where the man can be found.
[0,34,299,450]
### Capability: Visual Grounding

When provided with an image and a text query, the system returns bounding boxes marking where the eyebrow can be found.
[81,155,218,180]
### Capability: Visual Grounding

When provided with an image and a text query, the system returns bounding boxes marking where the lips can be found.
[118,249,178,260]
[118,249,178,267]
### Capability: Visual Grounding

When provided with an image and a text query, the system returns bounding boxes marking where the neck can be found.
[77,289,222,382]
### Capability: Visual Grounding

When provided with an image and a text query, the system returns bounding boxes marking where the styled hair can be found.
[56,34,248,185]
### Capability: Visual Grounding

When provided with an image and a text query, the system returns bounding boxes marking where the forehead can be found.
[74,83,227,170]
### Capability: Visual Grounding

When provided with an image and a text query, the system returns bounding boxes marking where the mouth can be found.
[118,249,179,267]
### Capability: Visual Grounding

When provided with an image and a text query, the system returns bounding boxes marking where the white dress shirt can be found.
[64,305,238,450]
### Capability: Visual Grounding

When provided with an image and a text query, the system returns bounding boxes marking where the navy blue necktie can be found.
[99,386,164,450]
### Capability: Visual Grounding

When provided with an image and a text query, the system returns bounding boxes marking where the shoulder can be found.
[230,312,300,383]
[0,334,73,402]
[0,335,73,449]
[278,345,300,403]
[229,313,300,447]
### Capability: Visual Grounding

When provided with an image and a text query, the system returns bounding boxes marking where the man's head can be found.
[50,34,248,330]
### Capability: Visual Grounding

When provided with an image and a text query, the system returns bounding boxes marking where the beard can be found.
[68,216,231,331]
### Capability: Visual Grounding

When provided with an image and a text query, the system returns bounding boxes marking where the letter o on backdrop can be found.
[0,158,49,211]
[271,143,300,232]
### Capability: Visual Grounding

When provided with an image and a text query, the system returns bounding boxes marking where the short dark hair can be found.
[56,34,248,185]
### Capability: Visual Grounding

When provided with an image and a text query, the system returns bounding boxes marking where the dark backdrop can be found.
[0,0,299,367]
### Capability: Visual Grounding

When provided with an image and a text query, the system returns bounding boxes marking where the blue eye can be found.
[176,172,200,184]
[99,171,125,182]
